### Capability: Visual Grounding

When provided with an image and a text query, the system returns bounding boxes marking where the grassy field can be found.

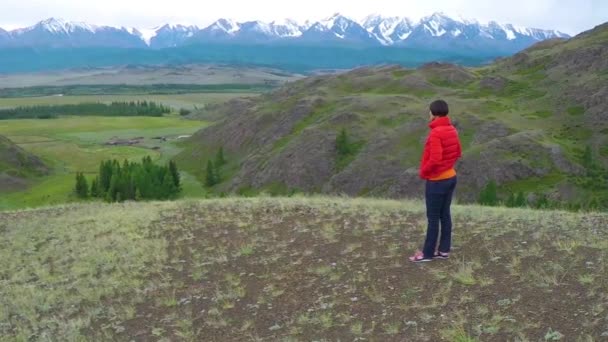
[0,93,256,110]
[0,65,300,88]
[0,115,210,209]
[1,196,606,341]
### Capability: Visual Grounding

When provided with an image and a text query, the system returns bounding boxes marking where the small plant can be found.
[383,322,401,335]
[453,259,476,285]
[577,274,594,285]
[544,328,564,341]
[350,322,364,335]
[441,324,476,342]
[238,244,255,256]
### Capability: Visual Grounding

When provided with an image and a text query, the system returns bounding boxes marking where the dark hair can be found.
[430,100,449,116]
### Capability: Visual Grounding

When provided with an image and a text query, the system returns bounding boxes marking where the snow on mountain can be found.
[300,13,378,44]
[13,18,97,35]
[145,24,199,47]
[362,15,404,45]
[269,19,303,37]
[138,28,158,45]
[209,19,240,35]
[0,14,570,50]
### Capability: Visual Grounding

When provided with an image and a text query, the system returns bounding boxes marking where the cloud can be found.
[0,0,606,34]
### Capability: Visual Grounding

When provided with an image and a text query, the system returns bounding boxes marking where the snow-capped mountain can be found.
[187,18,304,43]
[362,15,413,45]
[0,14,570,51]
[3,18,147,48]
[300,13,377,44]
[145,24,199,48]
[363,13,570,52]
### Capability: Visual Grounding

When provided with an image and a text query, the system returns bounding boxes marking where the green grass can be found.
[501,172,565,194]
[272,103,337,152]
[1,196,606,340]
[567,106,585,116]
[0,93,254,109]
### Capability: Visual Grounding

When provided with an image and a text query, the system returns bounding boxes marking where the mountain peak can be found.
[211,18,240,34]
[36,17,97,34]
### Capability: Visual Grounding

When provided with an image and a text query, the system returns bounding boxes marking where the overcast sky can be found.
[1,0,606,34]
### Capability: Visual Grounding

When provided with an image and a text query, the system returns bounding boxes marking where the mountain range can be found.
[0,13,569,52]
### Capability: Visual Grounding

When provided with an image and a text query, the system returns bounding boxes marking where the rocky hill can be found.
[177,23,608,208]
[0,135,48,191]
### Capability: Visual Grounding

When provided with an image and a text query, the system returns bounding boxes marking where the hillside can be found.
[1,197,607,340]
[0,134,48,191]
[177,22,608,208]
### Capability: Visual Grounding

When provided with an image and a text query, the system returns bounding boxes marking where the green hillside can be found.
[0,134,48,191]
[177,23,608,209]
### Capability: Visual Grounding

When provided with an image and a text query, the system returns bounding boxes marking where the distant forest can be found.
[0,101,171,119]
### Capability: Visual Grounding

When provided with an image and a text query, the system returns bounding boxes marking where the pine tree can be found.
[107,174,118,202]
[582,145,593,171]
[99,160,112,194]
[161,172,178,199]
[535,193,549,209]
[215,147,226,167]
[90,177,99,197]
[206,160,218,187]
[169,160,181,189]
[515,192,527,207]
[505,192,516,207]
[479,180,498,206]
[336,128,352,156]
[74,172,89,198]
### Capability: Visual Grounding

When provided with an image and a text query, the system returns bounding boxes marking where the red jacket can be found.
[419,116,462,180]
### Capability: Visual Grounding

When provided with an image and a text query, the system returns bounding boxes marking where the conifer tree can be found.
[336,128,352,156]
[479,180,498,206]
[169,160,181,189]
[74,172,89,198]
[215,147,226,167]
[515,192,527,207]
[206,160,218,187]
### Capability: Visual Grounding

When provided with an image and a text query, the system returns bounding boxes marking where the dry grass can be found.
[1,196,607,340]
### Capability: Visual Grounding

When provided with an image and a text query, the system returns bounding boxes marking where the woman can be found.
[410,100,462,263]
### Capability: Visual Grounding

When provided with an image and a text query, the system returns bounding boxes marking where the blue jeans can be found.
[422,176,457,258]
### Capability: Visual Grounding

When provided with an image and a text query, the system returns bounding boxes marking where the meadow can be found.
[0,93,255,110]
[0,93,227,209]
[1,196,606,341]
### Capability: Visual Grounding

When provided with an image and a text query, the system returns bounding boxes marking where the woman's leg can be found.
[422,181,445,258]
[438,177,457,253]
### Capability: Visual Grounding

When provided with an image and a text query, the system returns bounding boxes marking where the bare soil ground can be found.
[3,198,602,341]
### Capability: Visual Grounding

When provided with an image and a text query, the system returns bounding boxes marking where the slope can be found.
[0,134,48,191]
[176,22,608,208]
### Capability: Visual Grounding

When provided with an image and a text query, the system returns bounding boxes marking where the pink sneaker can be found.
[434,251,450,260]
[409,251,433,263]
